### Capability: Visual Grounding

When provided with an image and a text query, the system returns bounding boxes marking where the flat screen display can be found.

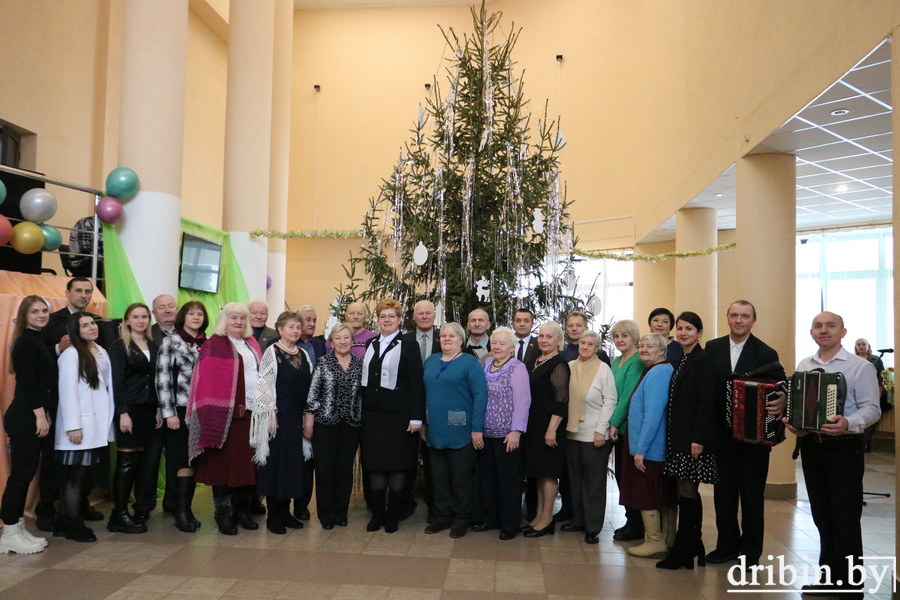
[179,233,222,294]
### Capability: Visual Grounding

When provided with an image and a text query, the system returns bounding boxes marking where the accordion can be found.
[726,374,786,446]
[786,369,846,432]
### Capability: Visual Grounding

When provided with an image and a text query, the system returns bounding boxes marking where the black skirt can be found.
[115,404,158,448]
[360,408,418,471]
[522,411,567,478]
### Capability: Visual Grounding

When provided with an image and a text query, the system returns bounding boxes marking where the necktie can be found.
[517,340,525,361]
[420,333,428,363]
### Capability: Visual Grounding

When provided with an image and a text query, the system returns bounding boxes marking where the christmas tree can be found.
[339,3,583,329]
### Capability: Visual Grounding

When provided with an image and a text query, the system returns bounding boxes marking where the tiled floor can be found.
[0,451,894,600]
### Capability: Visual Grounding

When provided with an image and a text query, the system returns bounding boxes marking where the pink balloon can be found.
[96,196,123,224]
[0,215,12,246]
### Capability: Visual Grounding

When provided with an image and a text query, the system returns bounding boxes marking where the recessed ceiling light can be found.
[830,109,850,116]
[835,184,849,193]
[713,193,724,197]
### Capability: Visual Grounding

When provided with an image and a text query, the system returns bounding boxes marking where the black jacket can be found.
[110,337,158,415]
[402,328,441,363]
[516,336,541,371]
[42,307,110,354]
[668,344,717,453]
[362,335,425,420]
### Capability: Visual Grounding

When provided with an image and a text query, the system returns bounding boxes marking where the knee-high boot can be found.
[108,451,147,534]
[384,489,403,534]
[233,486,260,530]
[213,487,237,535]
[266,496,286,534]
[655,497,705,570]
[628,510,668,558]
[173,477,197,533]
[366,489,386,532]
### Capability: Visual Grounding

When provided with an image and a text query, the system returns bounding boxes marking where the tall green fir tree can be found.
[338,3,586,329]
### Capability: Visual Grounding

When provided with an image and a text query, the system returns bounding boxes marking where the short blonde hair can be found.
[440,322,466,343]
[212,302,253,338]
[611,319,640,345]
[490,326,516,347]
[329,322,354,342]
[539,321,565,351]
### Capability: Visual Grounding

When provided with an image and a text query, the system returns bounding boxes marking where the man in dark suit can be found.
[249,300,278,348]
[401,300,442,521]
[704,300,786,566]
[512,308,540,368]
[293,305,327,520]
[562,311,610,366]
[43,277,106,356]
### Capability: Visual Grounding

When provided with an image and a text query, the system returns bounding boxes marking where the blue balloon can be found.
[0,179,6,205]
[105,167,140,200]
[39,224,63,251]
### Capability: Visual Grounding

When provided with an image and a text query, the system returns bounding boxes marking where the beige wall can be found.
[632,241,676,335]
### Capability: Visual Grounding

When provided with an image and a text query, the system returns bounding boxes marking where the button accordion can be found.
[726,371,787,446]
[786,369,846,432]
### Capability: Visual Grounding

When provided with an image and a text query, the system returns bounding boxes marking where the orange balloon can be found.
[11,221,45,254]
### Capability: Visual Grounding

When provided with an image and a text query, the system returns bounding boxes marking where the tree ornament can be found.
[475,276,491,303]
[413,242,429,266]
[532,208,544,235]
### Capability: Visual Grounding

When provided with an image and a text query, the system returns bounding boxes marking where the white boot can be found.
[17,519,48,548]
[627,510,668,558]
[0,521,44,554]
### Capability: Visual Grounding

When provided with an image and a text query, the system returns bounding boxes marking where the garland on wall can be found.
[249,228,736,263]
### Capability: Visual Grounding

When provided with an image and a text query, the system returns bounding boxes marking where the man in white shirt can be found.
[512,308,539,369]
[785,311,880,599]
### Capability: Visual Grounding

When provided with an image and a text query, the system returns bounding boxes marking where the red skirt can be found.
[194,406,257,487]
[618,431,676,511]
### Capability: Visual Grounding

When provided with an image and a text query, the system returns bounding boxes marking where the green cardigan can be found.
[608,352,645,434]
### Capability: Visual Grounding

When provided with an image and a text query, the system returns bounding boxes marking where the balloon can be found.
[0,215,12,246]
[39,224,63,251]
[20,188,58,222]
[0,180,6,205]
[105,167,140,200]
[11,222,45,254]
[266,275,273,290]
[96,196,124,223]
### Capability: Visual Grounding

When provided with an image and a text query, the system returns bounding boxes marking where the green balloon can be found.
[40,224,63,251]
[0,179,6,205]
[105,167,140,200]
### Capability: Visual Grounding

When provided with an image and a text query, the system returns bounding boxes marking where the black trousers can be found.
[566,440,613,533]
[799,435,865,590]
[429,444,476,523]
[712,438,770,561]
[294,456,315,513]
[0,412,42,524]
[134,422,175,512]
[311,422,360,524]
[403,439,433,513]
[479,437,522,532]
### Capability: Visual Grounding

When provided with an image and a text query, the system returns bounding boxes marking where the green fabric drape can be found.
[102,223,146,318]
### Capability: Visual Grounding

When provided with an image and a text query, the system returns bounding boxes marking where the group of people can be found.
[0,279,883,598]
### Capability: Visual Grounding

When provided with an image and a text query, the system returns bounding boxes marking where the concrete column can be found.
[674,207,717,338]
[736,153,797,499]
[223,0,276,302]
[633,241,676,331]
[266,0,293,318]
[890,27,900,580]
[117,0,188,302]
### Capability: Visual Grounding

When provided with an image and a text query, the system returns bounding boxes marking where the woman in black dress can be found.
[523,321,570,538]
[251,311,313,534]
[656,311,717,570]
[360,298,424,534]
[108,302,158,534]
[0,296,55,554]
[305,322,364,530]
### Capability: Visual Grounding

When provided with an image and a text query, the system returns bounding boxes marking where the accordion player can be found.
[725,362,787,446]
[785,369,847,432]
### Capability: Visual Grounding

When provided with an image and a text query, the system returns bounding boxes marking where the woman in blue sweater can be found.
[422,321,487,539]
[621,333,676,559]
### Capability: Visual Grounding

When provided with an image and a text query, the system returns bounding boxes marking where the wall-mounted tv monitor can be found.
[179,233,222,294]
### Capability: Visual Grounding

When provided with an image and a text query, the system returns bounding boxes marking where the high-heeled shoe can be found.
[519,524,535,533]
[524,521,555,538]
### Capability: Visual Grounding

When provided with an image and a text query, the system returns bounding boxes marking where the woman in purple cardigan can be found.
[473,327,531,540]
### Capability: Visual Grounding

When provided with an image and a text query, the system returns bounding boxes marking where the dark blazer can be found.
[299,335,327,364]
[705,333,785,447]
[462,336,491,360]
[362,335,425,421]
[253,326,278,349]
[402,328,441,363]
[668,344,717,453]
[109,337,159,415]
[151,323,176,348]
[43,306,109,354]
[516,336,541,371]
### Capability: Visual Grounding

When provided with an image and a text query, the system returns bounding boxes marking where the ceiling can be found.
[293,0,490,9]
[642,39,893,243]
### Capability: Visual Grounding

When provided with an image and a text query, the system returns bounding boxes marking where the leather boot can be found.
[384,490,402,534]
[184,479,201,528]
[628,510,668,558]
[213,492,237,535]
[266,497,286,534]
[656,497,705,570]
[107,451,147,534]
[366,489,386,532]
[64,517,97,543]
[173,477,197,533]
[233,487,259,530]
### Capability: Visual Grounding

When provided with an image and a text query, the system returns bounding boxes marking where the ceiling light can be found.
[830,109,850,116]
[713,193,724,197]
[835,184,849,193]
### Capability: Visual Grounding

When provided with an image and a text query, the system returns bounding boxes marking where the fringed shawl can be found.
[567,355,601,433]
[186,334,261,463]
[250,344,312,466]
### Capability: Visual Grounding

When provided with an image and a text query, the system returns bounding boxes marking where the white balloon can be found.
[20,188,57,223]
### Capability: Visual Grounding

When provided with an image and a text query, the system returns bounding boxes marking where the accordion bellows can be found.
[726,378,786,446]
[786,370,846,431]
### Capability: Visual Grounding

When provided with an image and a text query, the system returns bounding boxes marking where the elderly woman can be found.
[251,311,313,534]
[608,319,648,542]
[360,299,425,533]
[561,331,618,544]
[326,301,376,358]
[304,322,364,530]
[621,333,676,559]
[156,300,208,533]
[421,322,487,539]
[473,327,530,540]
[522,321,570,538]
[108,303,158,534]
[657,311,717,570]
[187,302,262,535]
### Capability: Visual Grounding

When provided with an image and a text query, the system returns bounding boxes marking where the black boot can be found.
[250,494,267,515]
[384,490,402,534]
[656,497,704,570]
[184,479,201,528]
[266,497,286,534]
[173,477,197,533]
[213,491,237,535]
[108,451,147,534]
[63,517,97,543]
[283,499,304,530]
[366,489,386,532]
[35,501,57,533]
[233,487,260,530]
